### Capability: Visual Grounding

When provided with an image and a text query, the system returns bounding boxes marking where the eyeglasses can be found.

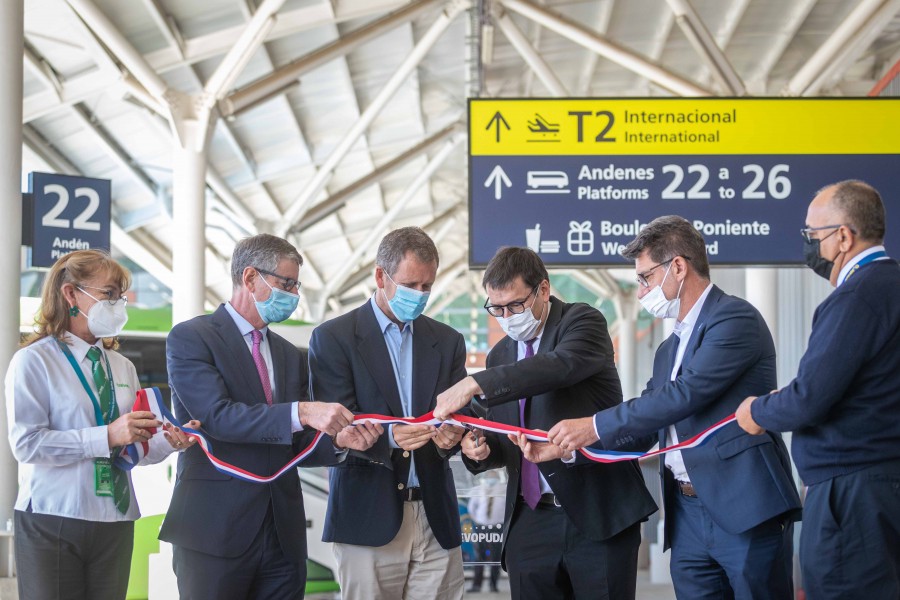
[78,284,128,306]
[636,258,675,288]
[484,286,538,317]
[255,268,300,293]
[800,224,855,243]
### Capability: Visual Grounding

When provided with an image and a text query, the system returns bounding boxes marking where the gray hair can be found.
[375,227,439,276]
[826,180,886,243]
[620,215,710,279]
[230,234,303,287]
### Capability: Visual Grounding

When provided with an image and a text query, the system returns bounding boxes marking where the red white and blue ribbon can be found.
[124,387,736,483]
[115,387,168,471]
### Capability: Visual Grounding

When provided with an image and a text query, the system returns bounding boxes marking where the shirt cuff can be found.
[388,424,400,449]
[561,451,578,464]
[593,414,601,444]
[290,402,303,433]
[89,425,111,458]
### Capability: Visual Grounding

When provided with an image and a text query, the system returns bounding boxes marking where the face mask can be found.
[803,237,837,280]
[254,274,300,324]
[496,293,547,342]
[639,263,683,319]
[78,288,128,337]
[382,272,429,323]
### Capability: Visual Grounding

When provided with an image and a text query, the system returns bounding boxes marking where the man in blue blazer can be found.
[160,234,380,600]
[543,217,800,599]
[738,180,900,598]
[308,227,468,600]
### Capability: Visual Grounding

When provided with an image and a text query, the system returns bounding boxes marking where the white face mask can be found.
[638,263,683,319]
[79,288,129,337]
[496,294,548,342]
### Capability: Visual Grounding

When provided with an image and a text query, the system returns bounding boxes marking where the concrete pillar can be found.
[615,291,638,400]
[171,121,209,325]
[744,268,778,345]
[0,0,24,535]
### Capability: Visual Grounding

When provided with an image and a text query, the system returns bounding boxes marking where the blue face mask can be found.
[254,274,300,324]
[382,271,430,322]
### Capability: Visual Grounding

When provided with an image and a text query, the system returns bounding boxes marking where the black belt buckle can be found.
[402,487,422,502]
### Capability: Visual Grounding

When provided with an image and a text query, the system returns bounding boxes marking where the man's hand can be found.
[546,416,599,452]
[162,420,201,451]
[508,432,570,464]
[335,421,383,451]
[434,376,483,421]
[393,424,436,451]
[460,430,490,462]
[432,424,465,450]
[736,396,765,435]
[108,411,161,448]
[298,402,354,437]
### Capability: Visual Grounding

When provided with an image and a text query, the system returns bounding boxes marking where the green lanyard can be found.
[56,339,117,426]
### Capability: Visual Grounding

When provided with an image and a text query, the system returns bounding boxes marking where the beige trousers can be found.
[333,501,464,600]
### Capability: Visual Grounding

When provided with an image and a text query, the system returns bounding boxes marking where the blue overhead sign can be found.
[28,172,111,268]
[468,98,900,267]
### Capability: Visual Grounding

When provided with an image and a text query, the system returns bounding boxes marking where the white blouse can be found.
[5,333,175,522]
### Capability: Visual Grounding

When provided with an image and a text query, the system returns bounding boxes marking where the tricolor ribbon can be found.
[124,388,735,483]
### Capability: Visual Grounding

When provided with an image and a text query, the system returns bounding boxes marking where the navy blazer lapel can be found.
[681,285,722,370]
[269,333,288,405]
[412,319,440,416]
[534,296,563,356]
[356,303,404,417]
[211,305,267,405]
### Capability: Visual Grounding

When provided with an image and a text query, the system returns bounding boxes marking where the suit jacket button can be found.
[402,451,410,458]
[398,483,405,490]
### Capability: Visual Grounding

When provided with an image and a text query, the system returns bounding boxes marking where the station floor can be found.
[0,570,676,599]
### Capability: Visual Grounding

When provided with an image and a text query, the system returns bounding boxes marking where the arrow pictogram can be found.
[486,111,510,143]
[484,165,512,200]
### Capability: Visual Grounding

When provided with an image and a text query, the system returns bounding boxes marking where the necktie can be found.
[251,330,273,405]
[518,338,541,509]
[86,347,130,514]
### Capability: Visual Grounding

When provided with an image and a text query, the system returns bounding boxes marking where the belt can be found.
[401,487,422,502]
[677,481,697,498]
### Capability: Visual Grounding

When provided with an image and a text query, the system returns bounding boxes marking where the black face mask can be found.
[803,238,834,280]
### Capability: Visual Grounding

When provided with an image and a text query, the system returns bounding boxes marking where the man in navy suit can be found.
[542,216,800,599]
[434,247,657,600]
[160,234,381,600]
[738,180,900,598]
[308,227,469,600]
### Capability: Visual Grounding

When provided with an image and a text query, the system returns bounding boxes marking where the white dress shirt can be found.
[665,283,713,483]
[6,333,174,522]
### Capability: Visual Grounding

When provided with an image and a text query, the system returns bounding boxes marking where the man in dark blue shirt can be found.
[737,180,900,599]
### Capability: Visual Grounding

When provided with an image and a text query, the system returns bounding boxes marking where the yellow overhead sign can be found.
[469,98,900,156]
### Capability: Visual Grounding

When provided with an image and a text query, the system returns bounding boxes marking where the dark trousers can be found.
[471,563,500,591]
[14,510,134,600]
[801,461,900,599]
[173,505,305,600]
[504,498,641,600]
[669,492,793,600]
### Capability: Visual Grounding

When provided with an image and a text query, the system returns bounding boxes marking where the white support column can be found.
[496,10,569,96]
[744,268,778,346]
[615,290,638,400]
[171,118,210,324]
[0,0,24,535]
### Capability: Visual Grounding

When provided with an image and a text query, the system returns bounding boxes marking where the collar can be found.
[225,301,268,338]
[370,295,414,334]
[837,245,887,287]
[673,283,713,338]
[63,331,102,363]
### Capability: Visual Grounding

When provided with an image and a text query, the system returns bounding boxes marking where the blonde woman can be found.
[5,249,198,600]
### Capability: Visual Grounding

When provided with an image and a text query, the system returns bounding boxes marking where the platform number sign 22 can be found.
[28,172,111,268]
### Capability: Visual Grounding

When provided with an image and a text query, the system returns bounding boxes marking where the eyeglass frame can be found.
[254,267,301,293]
[800,224,855,244]
[483,285,539,318]
[635,258,676,289]
[77,284,128,306]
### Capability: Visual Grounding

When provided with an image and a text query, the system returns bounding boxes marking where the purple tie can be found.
[519,338,541,509]
[251,330,273,406]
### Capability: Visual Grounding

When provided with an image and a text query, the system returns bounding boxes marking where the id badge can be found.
[95,458,113,496]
